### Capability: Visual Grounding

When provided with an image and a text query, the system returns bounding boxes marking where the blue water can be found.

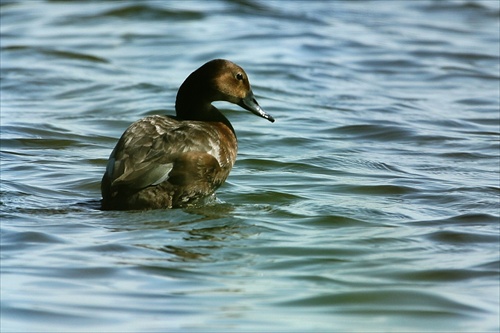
[1,1,499,332]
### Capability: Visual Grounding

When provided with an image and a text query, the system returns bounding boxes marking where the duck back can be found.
[101,115,237,210]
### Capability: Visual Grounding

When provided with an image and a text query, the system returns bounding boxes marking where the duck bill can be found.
[238,92,275,123]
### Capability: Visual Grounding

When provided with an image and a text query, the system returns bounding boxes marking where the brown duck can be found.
[101,59,274,210]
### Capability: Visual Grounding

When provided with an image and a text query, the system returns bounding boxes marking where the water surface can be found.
[1,1,499,332]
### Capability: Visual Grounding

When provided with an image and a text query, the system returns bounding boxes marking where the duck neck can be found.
[175,84,235,135]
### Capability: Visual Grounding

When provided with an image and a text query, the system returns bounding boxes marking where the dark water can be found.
[1,0,499,331]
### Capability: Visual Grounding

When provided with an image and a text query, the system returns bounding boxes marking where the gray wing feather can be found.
[105,115,217,190]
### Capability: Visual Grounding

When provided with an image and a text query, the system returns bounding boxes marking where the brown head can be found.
[175,59,275,122]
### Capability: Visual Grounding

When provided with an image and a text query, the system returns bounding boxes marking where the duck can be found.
[101,59,275,210]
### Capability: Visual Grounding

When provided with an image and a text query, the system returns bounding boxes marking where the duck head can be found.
[175,59,275,123]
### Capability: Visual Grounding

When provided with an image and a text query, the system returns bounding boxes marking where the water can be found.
[1,0,499,331]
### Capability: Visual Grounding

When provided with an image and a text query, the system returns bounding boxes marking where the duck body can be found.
[101,59,274,210]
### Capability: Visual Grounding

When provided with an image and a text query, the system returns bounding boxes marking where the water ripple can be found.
[1,0,499,331]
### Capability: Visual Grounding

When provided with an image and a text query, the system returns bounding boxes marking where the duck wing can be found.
[104,115,222,190]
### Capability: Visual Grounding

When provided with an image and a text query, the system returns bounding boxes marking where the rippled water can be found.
[1,1,499,331]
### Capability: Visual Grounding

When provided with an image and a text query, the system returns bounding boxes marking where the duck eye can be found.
[236,73,244,81]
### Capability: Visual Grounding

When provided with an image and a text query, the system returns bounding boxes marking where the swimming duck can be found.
[101,59,274,210]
